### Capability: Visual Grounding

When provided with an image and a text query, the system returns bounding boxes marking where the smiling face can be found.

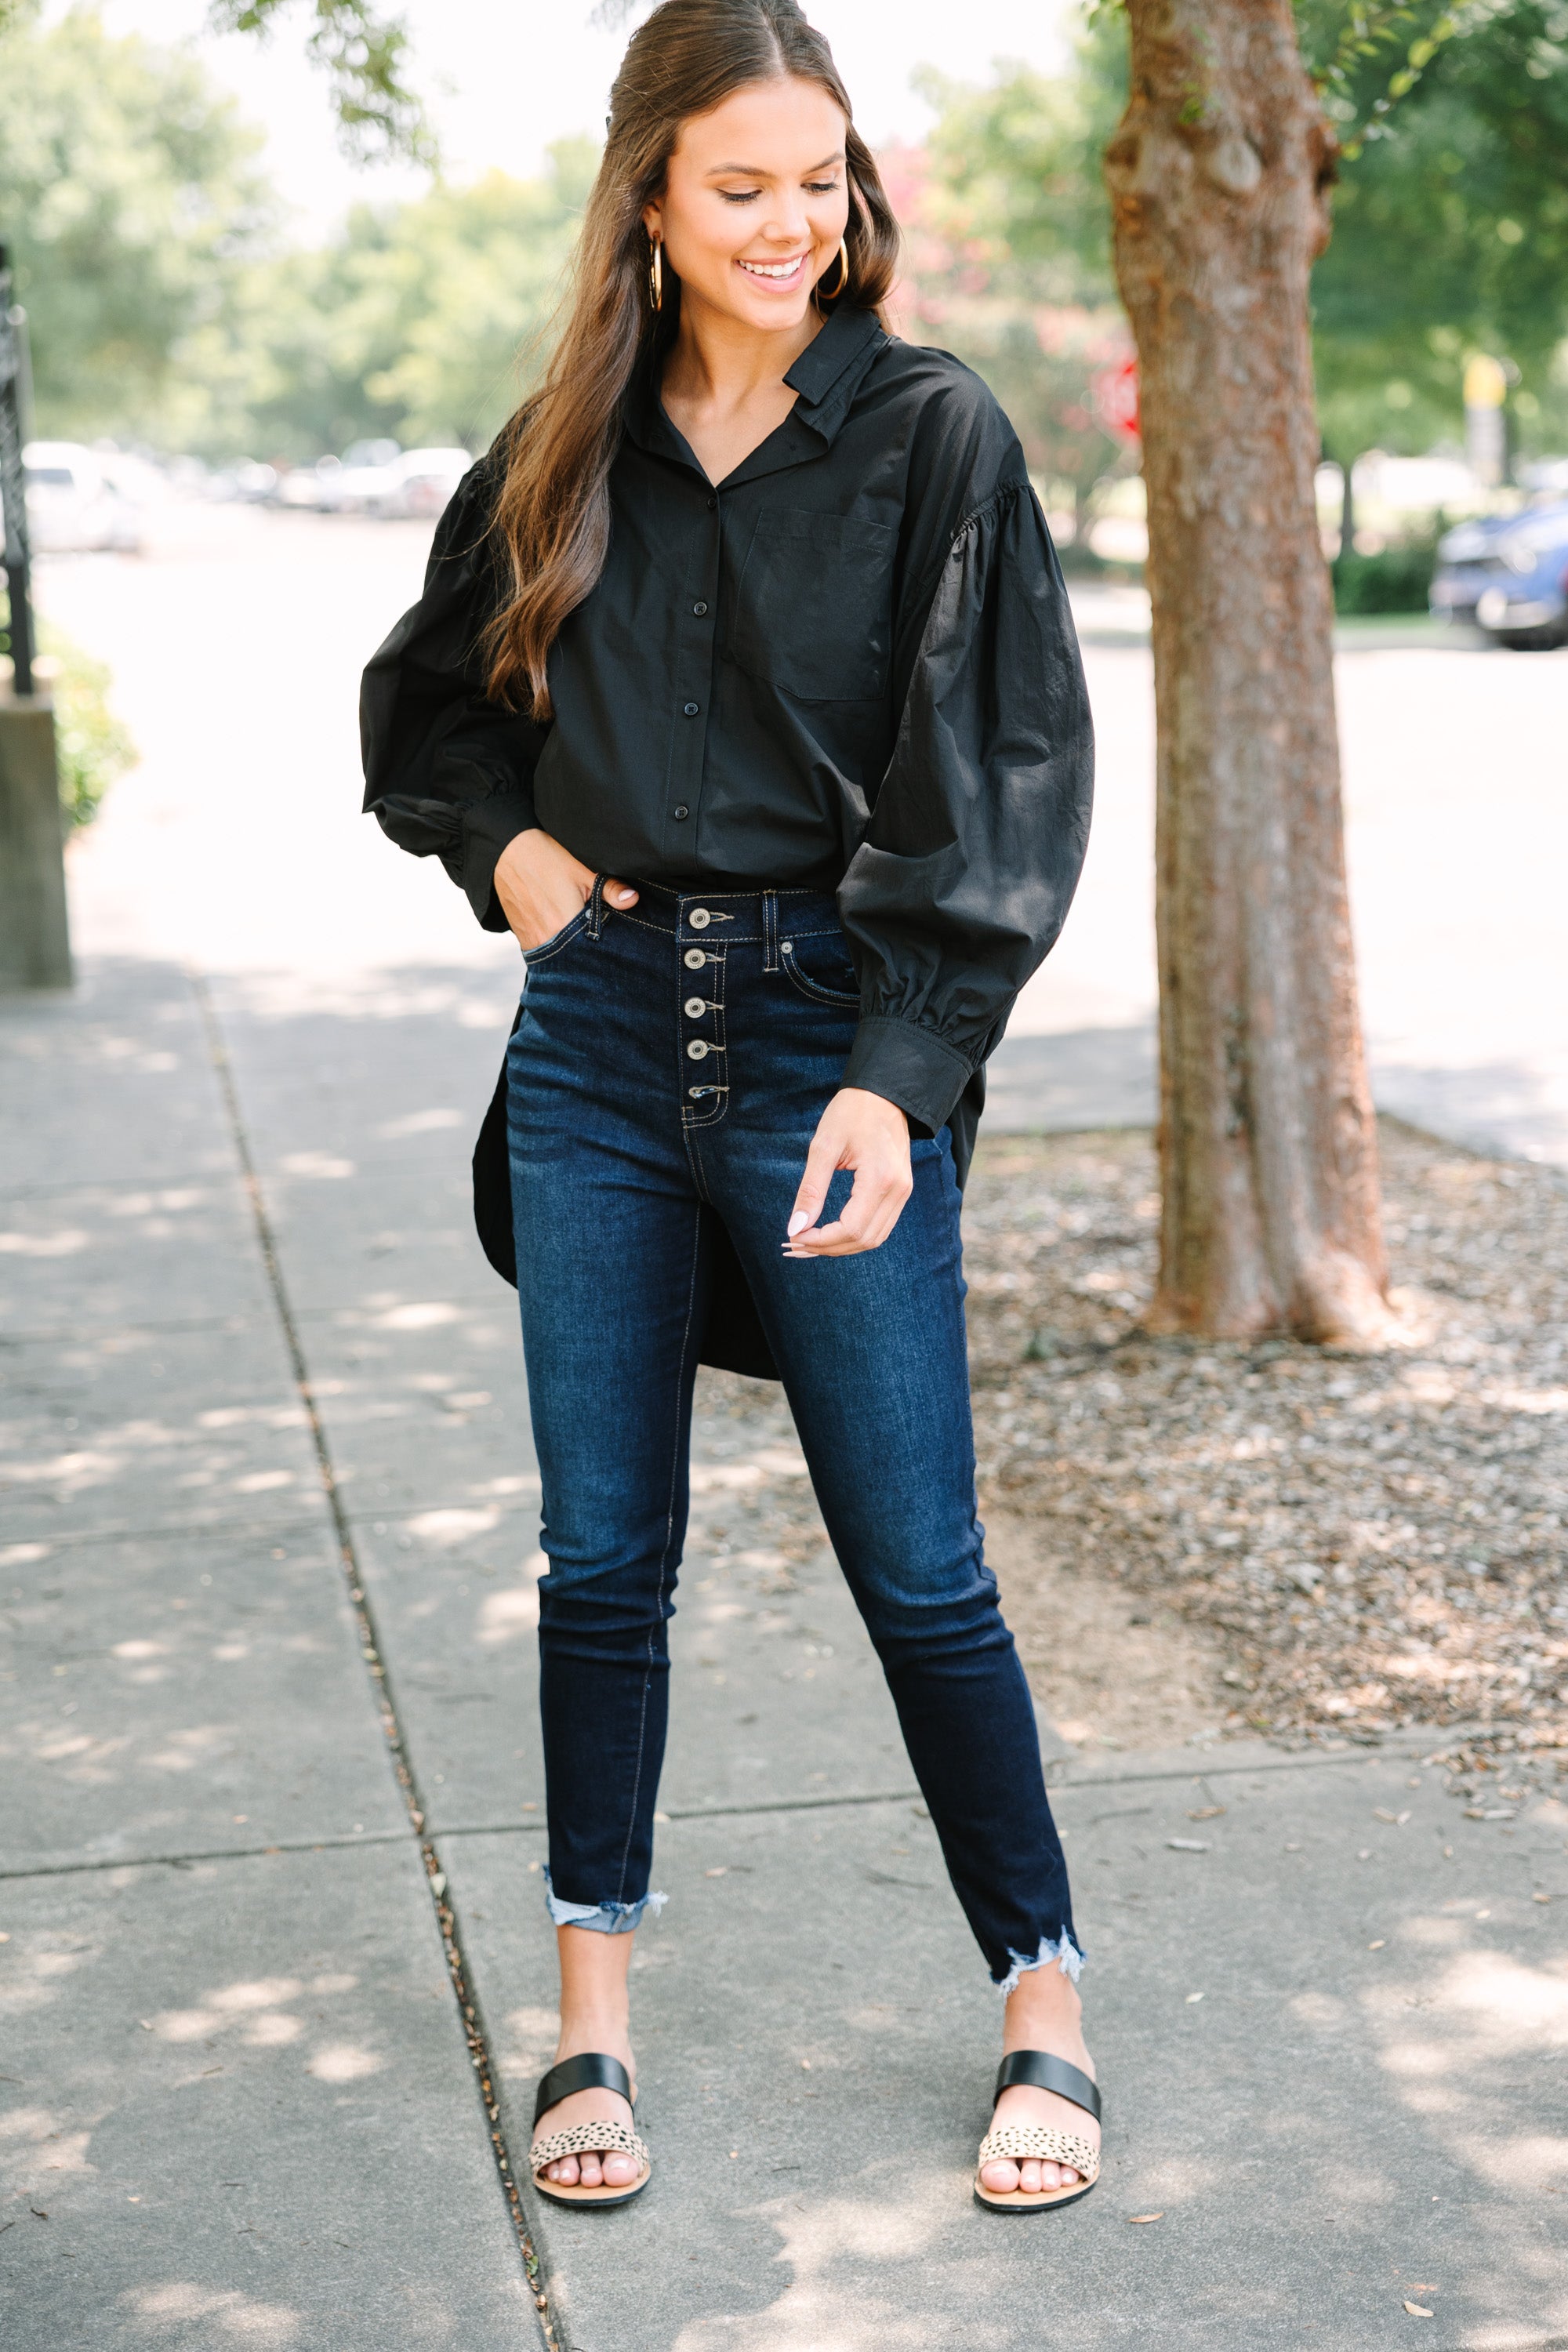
[643,77,851,335]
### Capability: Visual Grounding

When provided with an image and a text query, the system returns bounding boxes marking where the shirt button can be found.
[684,996,706,1018]
[706,495,717,510]
[673,804,689,819]
[692,601,708,616]
[684,947,706,969]
[688,908,711,929]
[687,1038,710,1060]
[682,702,699,717]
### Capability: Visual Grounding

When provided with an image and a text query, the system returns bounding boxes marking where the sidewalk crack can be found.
[191,971,554,2350]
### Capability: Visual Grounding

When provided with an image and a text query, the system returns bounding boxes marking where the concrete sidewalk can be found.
[5,954,1566,2351]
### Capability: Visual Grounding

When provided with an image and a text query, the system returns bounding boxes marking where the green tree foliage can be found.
[914,31,1122,305]
[238,143,594,459]
[206,0,434,165]
[895,20,1134,525]
[1308,0,1568,461]
[0,4,588,459]
[947,2,1568,468]
[0,9,277,445]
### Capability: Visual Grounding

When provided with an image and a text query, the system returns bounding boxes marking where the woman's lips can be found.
[735,255,808,285]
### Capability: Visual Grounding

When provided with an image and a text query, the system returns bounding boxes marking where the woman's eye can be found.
[804,180,841,195]
[719,188,762,205]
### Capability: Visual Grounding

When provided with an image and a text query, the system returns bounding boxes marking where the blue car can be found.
[1431,499,1568,649]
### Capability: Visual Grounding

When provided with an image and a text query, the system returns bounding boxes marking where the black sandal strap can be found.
[534,2053,634,2129]
[993,2050,1102,2123]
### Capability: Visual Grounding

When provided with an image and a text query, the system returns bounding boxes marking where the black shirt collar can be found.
[622,304,886,470]
[782,303,885,437]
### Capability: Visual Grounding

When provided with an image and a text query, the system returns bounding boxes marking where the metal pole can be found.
[0,242,36,698]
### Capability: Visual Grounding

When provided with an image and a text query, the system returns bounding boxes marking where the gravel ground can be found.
[961,1120,1568,1791]
[686,1119,1567,1812]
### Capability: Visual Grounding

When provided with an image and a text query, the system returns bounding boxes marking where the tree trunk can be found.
[1105,0,1392,1343]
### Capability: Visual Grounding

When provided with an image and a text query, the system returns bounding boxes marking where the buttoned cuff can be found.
[842,1015,973,1140]
[461,790,538,931]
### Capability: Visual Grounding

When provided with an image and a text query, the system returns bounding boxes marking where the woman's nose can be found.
[762,198,811,247]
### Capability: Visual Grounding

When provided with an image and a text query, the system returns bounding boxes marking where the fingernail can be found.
[787,1210,809,1236]
[614,890,633,905]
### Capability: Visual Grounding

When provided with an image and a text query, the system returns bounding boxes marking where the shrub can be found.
[1333,535,1437,615]
[2,590,137,828]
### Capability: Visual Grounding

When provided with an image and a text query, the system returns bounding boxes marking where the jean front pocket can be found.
[779,933,859,1007]
[522,906,592,966]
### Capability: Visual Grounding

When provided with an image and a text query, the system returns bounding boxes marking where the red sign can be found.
[1094,356,1140,445]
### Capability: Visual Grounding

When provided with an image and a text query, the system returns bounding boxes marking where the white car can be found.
[335,445,472,520]
[385,447,473,517]
[24,441,143,554]
[274,457,347,510]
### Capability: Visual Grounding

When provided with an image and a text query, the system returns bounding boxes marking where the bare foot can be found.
[978,1960,1098,2198]
[534,2020,641,2190]
[532,1920,645,2191]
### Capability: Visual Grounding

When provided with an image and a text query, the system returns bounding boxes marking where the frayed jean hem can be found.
[993,1931,1084,1996]
[543,1870,666,1935]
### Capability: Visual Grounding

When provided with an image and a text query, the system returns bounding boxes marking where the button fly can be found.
[687,1039,710,1060]
[688,908,711,929]
[684,996,707,1018]
[684,947,706,969]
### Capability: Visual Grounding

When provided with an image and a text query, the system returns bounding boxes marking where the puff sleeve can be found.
[360,457,544,931]
[837,449,1094,1138]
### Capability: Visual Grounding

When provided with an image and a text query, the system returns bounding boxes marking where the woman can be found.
[361,0,1096,2216]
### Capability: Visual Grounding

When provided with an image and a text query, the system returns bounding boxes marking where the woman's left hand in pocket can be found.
[783,1088,913,1258]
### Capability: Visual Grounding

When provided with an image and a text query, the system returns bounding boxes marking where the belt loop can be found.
[586,873,607,939]
[762,888,779,971]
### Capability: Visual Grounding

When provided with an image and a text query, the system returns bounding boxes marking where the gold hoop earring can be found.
[821,236,849,299]
[649,239,663,314]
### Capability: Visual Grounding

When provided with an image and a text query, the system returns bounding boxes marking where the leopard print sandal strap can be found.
[974,2049,1102,2214]
[530,2053,651,2209]
[530,2118,652,2175]
[975,2122,1101,2181]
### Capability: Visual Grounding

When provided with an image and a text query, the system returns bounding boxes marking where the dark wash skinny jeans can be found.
[506,877,1080,1989]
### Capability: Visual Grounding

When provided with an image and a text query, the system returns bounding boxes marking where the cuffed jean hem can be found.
[993,1932,1085,1996]
[543,1870,667,1935]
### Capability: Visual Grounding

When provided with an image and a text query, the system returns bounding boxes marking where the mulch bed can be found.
[960,1120,1568,1793]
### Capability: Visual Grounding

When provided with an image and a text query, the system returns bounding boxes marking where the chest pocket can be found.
[729,508,897,704]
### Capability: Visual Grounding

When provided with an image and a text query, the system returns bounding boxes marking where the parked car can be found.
[274,456,349,510]
[23,440,143,554]
[1431,499,1568,649]
[334,445,471,519]
[341,438,401,471]
[383,448,473,517]
[206,460,278,503]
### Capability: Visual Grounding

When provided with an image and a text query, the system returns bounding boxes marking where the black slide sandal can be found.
[528,2053,651,2209]
[973,2051,1102,2213]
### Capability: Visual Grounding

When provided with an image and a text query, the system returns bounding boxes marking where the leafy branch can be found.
[1304,0,1501,151]
[205,0,437,165]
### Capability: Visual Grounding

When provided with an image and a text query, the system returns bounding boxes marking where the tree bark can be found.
[1105,0,1392,1343]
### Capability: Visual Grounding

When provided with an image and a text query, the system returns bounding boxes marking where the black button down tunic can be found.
[361,303,1094,1371]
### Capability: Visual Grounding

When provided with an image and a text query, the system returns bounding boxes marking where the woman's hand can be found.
[784,1088,913,1258]
[493,828,637,952]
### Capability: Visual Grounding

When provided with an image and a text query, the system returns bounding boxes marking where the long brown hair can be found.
[482,0,900,717]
